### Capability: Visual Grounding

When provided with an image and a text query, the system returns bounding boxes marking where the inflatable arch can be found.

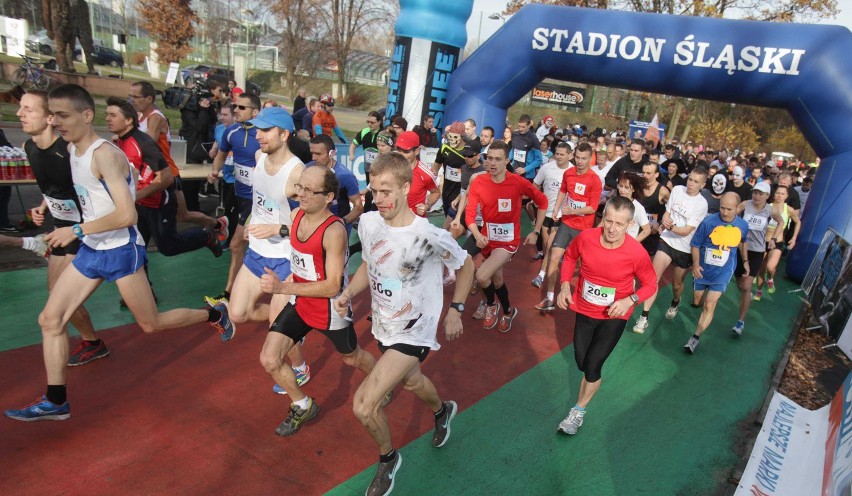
[444,5,852,281]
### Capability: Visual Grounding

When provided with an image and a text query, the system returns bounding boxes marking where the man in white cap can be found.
[727,163,752,202]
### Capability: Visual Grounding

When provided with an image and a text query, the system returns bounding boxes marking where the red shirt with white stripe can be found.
[407,160,438,217]
[561,227,657,320]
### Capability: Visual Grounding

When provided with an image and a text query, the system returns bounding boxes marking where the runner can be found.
[257,166,381,436]
[509,114,542,180]
[206,93,262,306]
[312,94,348,144]
[450,142,488,294]
[731,182,779,332]
[334,152,474,496]
[395,131,439,217]
[16,90,107,366]
[4,84,234,422]
[638,161,669,256]
[348,111,382,186]
[754,185,801,300]
[465,140,548,331]
[130,81,223,231]
[555,196,657,435]
[433,121,467,230]
[615,171,652,242]
[530,141,574,288]
[105,97,225,259]
[632,167,709,334]
[307,134,363,236]
[225,106,310,384]
[536,143,602,312]
[683,192,749,353]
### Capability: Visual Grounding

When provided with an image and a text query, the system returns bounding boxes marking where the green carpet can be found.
[327,273,799,496]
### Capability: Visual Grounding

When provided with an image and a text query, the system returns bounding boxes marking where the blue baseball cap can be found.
[248,107,294,132]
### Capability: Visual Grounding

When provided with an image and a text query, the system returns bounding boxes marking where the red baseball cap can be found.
[395,131,421,151]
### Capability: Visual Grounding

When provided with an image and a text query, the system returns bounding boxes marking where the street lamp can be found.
[477,12,506,49]
[722,102,736,152]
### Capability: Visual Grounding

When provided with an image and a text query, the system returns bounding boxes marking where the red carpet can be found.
[0,252,673,494]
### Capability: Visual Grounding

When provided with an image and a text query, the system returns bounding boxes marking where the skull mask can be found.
[712,173,727,195]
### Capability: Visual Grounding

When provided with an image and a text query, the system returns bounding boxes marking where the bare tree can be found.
[42,0,75,71]
[317,0,392,98]
[271,0,326,96]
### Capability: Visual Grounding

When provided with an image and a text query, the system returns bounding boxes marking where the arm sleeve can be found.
[334,126,347,143]
[604,162,621,189]
[690,220,708,249]
[589,175,603,205]
[533,164,546,186]
[341,174,359,199]
[219,127,234,153]
[138,135,168,172]
[687,201,709,227]
[429,224,468,271]
[526,148,543,176]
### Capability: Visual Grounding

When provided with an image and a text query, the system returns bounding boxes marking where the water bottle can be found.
[385,0,474,132]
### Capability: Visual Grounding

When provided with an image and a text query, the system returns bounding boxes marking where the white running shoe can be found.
[632,316,648,334]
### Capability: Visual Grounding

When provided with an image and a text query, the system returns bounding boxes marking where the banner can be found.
[530,82,586,108]
[802,229,852,342]
[823,369,852,494]
[628,120,667,144]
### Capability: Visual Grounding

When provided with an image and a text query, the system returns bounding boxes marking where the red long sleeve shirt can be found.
[465,172,548,248]
[561,227,657,320]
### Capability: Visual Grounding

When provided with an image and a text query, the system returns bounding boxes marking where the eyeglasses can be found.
[295,184,328,196]
[236,105,257,110]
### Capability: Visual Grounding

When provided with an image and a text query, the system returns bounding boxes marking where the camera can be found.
[163,76,212,112]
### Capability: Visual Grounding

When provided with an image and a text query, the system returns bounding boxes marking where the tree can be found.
[71,0,96,74]
[317,0,392,98]
[271,0,326,97]
[137,0,198,63]
[42,0,75,71]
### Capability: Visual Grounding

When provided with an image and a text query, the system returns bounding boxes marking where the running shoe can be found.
[483,302,500,329]
[732,320,745,337]
[472,300,487,320]
[534,297,555,312]
[274,397,320,436]
[366,452,402,496]
[767,279,776,294]
[632,316,648,334]
[557,407,585,435]
[443,270,456,286]
[684,336,700,354]
[469,279,480,295]
[665,305,679,319]
[204,292,229,307]
[497,307,518,333]
[432,400,458,448]
[4,396,70,422]
[205,229,223,257]
[753,290,762,302]
[215,216,229,246]
[531,251,544,261]
[531,274,543,288]
[272,366,312,394]
[67,339,110,366]
[210,302,236,342]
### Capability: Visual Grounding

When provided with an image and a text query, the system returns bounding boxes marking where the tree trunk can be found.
[72,0,96,73]
[45,0,75,72]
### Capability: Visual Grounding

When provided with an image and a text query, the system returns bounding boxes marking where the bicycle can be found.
[12,55,51,90]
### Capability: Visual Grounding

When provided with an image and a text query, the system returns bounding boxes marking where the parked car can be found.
[181,64,262,95]
[73,45,124,68]
[26,30,55,55]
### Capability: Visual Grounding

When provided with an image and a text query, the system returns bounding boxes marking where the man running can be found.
[466,140,548,331]
[206,93,262,306]
[308,134,363,235]
[638,161,669,256]
[537,142,601,312]
[312,94,347,144]
[5,84,234,422]
[683,192,749,353]
[395,131,439,217]
[433,121,467,229]
[17,90,107,366]
[555,196,657,435]
[257,166,381,436]
[633,167,709,334]
[334,152,474,496]
[531,141,573,289]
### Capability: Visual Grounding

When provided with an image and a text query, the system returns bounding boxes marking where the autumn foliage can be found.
[137,0,198,63]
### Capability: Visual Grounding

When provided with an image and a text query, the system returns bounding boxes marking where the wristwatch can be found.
[279,225,290,238]
[72,224,84,239]
[449,302,465,313]
[629,294,639,305]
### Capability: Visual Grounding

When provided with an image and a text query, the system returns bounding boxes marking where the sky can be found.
[464,0,852,50]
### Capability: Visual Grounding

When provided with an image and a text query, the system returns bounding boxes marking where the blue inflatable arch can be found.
[445,5,852,281]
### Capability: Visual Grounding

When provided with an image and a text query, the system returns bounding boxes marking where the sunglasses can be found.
[236,105,257,110]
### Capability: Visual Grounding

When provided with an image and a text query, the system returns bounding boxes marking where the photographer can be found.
[177,78,218,210]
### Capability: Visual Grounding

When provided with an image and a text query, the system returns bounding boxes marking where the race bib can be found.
[513,149,527,164]
[235,163,253,186]
[582,280,616,306]
[290,247,318,281]
[369,273,404,313]
[744,213,767,231]
[498,199,512,212]
[704,249,730,267]
[253,191,280,225]
[574,183,586,195]
[445,167,461,182]
[569,198,587,210]
[487,222,514,242]
[73,184,95,219]
[44,194,81,222]
[364,150,378,164]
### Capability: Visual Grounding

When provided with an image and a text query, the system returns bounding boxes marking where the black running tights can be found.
[573,314,628,382]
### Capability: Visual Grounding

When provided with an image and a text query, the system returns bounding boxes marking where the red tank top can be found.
[290,210,346,330]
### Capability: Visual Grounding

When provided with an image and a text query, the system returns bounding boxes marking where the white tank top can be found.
[138,109,169,140]
[248,154,302,258]
[70,139,143,250]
